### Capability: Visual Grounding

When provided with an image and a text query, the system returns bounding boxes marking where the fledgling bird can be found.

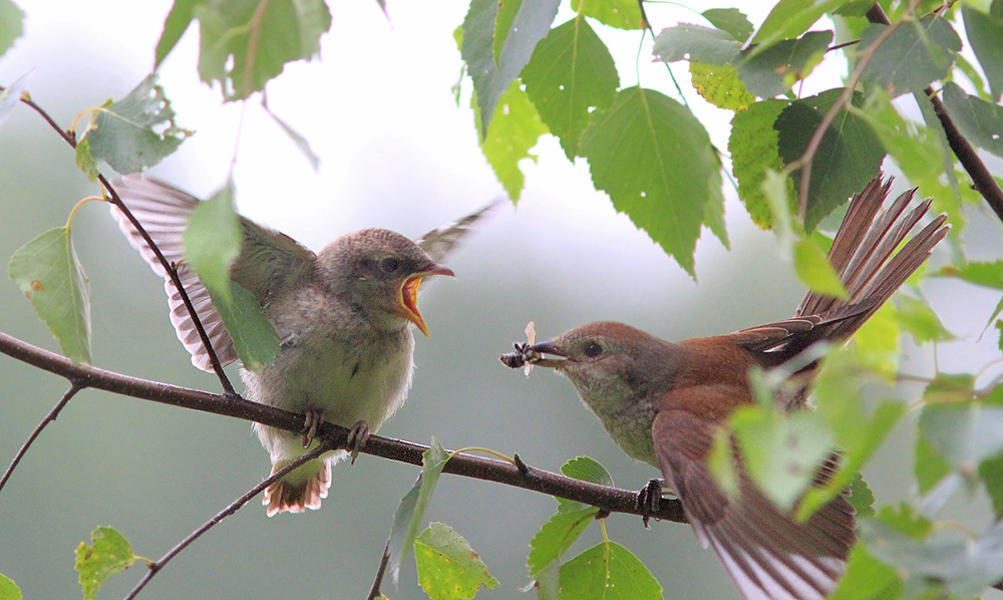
[111,176,490,516]
[502,178,949,600]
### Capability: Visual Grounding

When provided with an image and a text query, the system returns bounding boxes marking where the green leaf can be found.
[560,456,613,487]
[918,402,1003,482]
[854,88,958,226]
[521,18,618,159]
[689,62,755,110]
[962,4,1003,101]
[894,294,953,344]
[729,100,792,228]
[195,0,330,101]
[184,180,241,304]
[861,516,1003,597]
[775,88,884,230]
[579,87,724,275]
[206,282,280,371]
[559,542,662,599]
[8,227,92,363]
[793,236,848,299]
[494,0,521,63]
[828,543,902,600]
[74,136,100,181]
[527,507,597,576]
[979,452,1003,517]
[389,439,451,586]
[941,81,1003,159]
[855,16,960,97]
[850,300,900,377]
[460,0,559,137]
[997,319,1003,352]
[707,427,740,500]
[651,24,740,64]
[847,473,875,518]
[750,0,850,51]
[731,406,834,512]
[77,74,191,175]
[737,30,832,98]
[415,522,499,600]
[0,573,21,600]
[0,71,28,128]
[915,435,952,493]
[0,0,24,57]
[801,347,907,516]
[154,0,197,67]
[938,261,1003,290]
[571,0,643,30]
[702,8,753,42]
[75,526,138,600]
[475,80,546,200]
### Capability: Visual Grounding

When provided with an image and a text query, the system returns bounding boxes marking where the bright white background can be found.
[0,1,1000,599]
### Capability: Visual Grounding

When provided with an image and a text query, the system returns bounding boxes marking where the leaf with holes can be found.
[941,82,1003,159]
[652,24,740,64]
[729,100,792,229]
[474,80,546,200]
[76,74,191,176]
[579,87,723,275]
[8,226,92,363]
[75,527,138,600]
[738,30,832,98]
[521,18,618,159]
[415,523,498,600]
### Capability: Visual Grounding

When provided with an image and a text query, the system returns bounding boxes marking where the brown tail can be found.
[796,176,949,338]
[262,459,332,517]
[733,176,949,365]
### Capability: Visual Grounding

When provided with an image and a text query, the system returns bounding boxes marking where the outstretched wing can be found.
[110,176,315,370]
[652,393,855,600]
[414,198,502,264]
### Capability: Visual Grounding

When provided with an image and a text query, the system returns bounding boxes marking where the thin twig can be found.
[124,440,335,600]
[0,383,82,493]
[0,330,686,523]
[864,3,1003,223]
[366,536,392,600]
[792,3,912,218]
[1,85,237,395]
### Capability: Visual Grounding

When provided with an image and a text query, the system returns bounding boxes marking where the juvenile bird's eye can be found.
[379,256,401,273]
[584,342,603,358]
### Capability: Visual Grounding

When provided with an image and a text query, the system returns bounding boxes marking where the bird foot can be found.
[346,420,371,464]
[636,478,664,528]
[301,408,323,448]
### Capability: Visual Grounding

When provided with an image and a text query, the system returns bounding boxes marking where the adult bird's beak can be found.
[398,263,455,336]
[529,341,569,369]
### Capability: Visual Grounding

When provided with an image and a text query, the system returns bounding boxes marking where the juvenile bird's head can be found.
[318,229,453,335]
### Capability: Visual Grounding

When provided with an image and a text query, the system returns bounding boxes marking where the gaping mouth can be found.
[397,264,454,336]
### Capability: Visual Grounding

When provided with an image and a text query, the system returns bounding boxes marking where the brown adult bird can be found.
[502,178,948,599]
[112,176,491,516]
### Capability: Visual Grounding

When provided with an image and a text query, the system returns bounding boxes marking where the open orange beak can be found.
[398,264,454,336]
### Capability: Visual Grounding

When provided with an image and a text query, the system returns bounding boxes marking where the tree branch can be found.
[0,331,686,523]
[865,3,1003,223]
[0,383,81,493]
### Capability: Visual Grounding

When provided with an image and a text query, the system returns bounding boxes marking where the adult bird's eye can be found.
[584,342,603,358]
[378,256,401,273]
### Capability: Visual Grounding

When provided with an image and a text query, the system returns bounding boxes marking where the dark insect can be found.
[499,322,539,375]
